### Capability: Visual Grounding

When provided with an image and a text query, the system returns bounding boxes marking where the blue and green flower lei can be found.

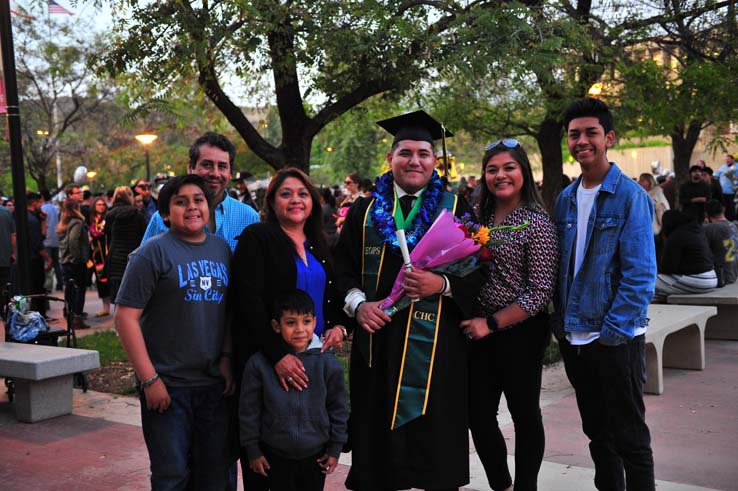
[371,170,444,251]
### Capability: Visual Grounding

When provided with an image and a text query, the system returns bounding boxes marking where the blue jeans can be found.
[61,262,86,316]
[139,382,229,491]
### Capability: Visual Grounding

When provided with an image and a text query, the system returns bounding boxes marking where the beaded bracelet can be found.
[141,373,159,388]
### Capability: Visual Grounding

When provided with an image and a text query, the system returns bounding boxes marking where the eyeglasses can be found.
[485,139,520,151]
[137,184,151,190]
[344,180,354,185]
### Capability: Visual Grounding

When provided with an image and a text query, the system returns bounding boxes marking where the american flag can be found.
[48,0,74,15]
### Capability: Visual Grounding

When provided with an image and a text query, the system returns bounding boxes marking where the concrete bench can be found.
[644,304,716,395]
[0,343,99,422]
[667,281,738,340]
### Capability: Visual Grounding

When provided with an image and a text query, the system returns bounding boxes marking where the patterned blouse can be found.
[477,205,559,317]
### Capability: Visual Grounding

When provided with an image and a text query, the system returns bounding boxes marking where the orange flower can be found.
[471,226,491,246]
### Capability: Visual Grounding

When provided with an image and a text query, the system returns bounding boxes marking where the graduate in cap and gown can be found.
[334,111,485,491]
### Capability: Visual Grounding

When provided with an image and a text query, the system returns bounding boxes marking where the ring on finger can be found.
[466,333,473,340]
[287,376,293,382]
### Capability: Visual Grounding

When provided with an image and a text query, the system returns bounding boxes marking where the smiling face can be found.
[161,183,209,242]
[387,140,437,194]
[566,116,614,172]
[272,176,313,229]
[189,144,231,203]
[272,310,316,353]
[484,152,524,206]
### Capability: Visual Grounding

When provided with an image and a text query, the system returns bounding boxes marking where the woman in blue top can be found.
[231,167,349,490]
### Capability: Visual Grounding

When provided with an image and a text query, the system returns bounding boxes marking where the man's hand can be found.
[356,301,391,333]
[274,354,308,391]
[143,378,171,413]
[403,268,444,299]
[249,456,270,477]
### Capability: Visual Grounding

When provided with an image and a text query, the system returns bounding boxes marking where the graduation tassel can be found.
[441,123,449,179]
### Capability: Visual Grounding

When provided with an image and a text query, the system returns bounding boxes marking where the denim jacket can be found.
[551,163,656,345]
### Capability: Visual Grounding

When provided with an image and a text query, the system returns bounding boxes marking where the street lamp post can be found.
[134,133,158,182]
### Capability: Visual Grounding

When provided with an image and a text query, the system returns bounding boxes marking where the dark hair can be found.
[321,187,336,208]
[346,173,361,184]
[64,184,79,196]
[562,97,614,134]
[661,209,696,237]
[476,143,544,223]
[689,165,703,174]
[157,174,211,227]
[263,167,330,260]
[89,196,107,223]
[359,178,374,193]
[703,166,714,176]
[273,289,315,321]
[706,199,724,218]
[41,190,52,201]
[26,191,41,202]
[188,132,236,169]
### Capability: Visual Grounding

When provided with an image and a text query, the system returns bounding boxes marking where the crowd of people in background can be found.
[1,99,738,491]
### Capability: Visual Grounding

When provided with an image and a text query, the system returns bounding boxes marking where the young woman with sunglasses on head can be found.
[460,139,559,491]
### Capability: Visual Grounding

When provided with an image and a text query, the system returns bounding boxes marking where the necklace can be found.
[370,171,444,251]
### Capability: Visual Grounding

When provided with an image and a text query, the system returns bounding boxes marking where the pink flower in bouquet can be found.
[380,209,481,309]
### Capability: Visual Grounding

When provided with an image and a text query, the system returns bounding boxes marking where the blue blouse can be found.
[295,249,327,335]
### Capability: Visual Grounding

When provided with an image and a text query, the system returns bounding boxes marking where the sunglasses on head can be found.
[485,139,520,151]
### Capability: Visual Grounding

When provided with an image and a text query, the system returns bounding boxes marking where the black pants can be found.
[262,448,326,491]
[29,257,47,317]
[559,335,655,491]
[469,316,548,491]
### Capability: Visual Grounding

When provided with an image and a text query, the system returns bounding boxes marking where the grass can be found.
[69,330,128,366]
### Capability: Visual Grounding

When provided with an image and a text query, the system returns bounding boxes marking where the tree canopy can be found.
[95,0,523,173]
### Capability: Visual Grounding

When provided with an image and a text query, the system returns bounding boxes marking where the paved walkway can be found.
[1,291,736,490]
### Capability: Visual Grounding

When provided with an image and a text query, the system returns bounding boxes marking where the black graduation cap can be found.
[376,110,453,146]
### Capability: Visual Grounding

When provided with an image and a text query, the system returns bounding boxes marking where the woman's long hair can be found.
[57,198,85,234]
[476,143,545,224]
[89,196,107,225]
[111,186,134,207]
[263,167,330,260]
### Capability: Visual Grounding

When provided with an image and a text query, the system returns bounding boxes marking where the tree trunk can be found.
[671,119,702,180]
[537,117,564,212]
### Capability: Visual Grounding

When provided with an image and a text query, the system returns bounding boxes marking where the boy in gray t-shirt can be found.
[116,174,234,490]
[705,199,738,285]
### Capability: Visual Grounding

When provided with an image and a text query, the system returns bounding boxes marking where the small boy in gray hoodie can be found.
[239,289,348,490]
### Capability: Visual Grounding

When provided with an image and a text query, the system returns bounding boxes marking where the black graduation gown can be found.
[334,195,484,490]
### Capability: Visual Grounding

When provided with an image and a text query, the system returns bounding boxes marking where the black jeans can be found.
[469,315,548,491]
[262,448,325,491]
[61,262,86,316]
[559,335,655,491]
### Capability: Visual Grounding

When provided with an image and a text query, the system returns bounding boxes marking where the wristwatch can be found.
[486,315,499,334]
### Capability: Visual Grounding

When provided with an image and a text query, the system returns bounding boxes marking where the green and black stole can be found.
[360,190,457,429]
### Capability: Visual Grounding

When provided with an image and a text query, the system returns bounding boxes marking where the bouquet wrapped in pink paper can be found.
[380,209,528,315]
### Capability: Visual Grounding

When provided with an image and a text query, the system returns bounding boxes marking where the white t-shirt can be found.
[567,183,646,344]
[568,184,602,345]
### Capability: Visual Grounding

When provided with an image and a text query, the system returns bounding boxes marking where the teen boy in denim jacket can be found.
[552,98,657,491]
